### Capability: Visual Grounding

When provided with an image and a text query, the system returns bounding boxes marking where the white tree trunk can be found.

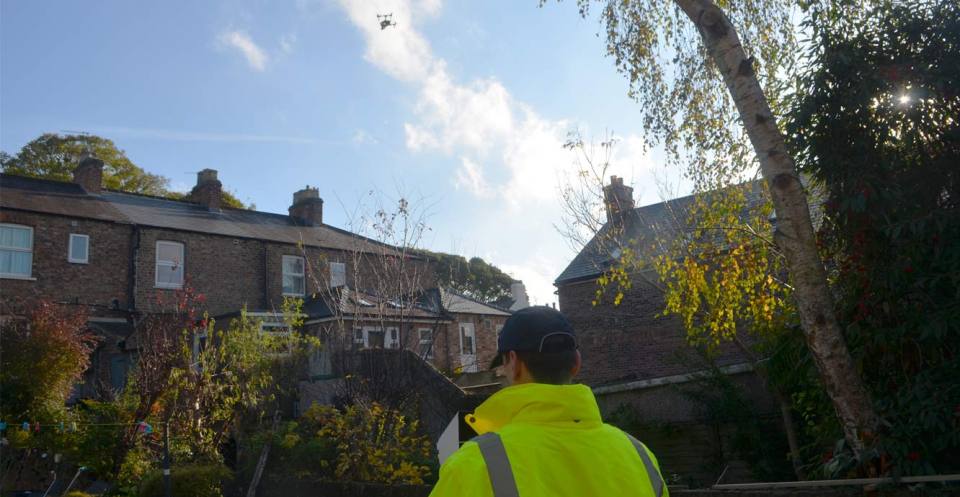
[673,0,881,454]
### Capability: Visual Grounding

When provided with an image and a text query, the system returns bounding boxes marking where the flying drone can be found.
[377,13,396,30]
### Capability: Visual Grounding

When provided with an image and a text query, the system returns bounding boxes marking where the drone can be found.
[377,13,396,30]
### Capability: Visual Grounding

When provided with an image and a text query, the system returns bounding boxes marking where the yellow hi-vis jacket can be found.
[429,383,668,497]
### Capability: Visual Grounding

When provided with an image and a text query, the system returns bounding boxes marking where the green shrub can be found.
[138,464,232,497]
[64,492,94,497]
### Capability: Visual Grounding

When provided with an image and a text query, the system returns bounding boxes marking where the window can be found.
[155,241,184,288]
[418,328,434,359]
[282,255,305,296]
[385,327,399,349]
[460,323,476,355]
[330,262,346,288]
[192,330,208,371]
[355,326,390,348]
[0,224,34,279]
[261,318,293,356]
[68,234,89,263]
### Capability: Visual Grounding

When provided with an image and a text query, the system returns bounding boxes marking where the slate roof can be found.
[0,173,399,254]
[555,180,768,285]
[440,288,512,317]
[301,287,447,321]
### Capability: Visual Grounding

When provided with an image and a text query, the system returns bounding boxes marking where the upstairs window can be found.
[155,241,184,289]
[0,224,34,279]
[330,262,346,288]
[68,234,89,264]
[282,255,305,296]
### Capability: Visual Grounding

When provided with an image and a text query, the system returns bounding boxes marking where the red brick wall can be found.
[0,210,132,315]
[1,209,439,323]
[558,273,753,386]
[434,313,506,373]
[136,228,266,316]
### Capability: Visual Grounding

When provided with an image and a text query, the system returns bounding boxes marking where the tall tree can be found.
[416,250,514,303]
[784,0,960,474]
[2,133,247,208]
[552,0,881,453]
[2,133,170,195]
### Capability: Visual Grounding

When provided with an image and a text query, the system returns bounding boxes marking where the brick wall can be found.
[135,228,266,316]
[436,313,506,373]
[0,210,132,315]
[558,273,754,386]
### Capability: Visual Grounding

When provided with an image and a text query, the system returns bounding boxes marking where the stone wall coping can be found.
[592,362,754,395]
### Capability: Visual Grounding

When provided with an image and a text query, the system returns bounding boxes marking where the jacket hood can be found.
[466,383,602,434]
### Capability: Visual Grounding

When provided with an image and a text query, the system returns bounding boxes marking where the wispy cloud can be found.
[334,0,662,304]
[453,157,492,197]
[352,129,379,145]
[280,32,297,54]
[86,126,319,144]
[218,30,268,71]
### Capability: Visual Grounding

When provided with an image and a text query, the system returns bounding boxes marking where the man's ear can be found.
[570,350,582,378]
[508,351,524,382]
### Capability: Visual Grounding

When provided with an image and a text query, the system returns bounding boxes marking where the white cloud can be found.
[414,0,443,17]
[280,32,297,54]
[453,157,492,197]
[218,30,268,71]
[335,1,435,82]
[335,0,664,305]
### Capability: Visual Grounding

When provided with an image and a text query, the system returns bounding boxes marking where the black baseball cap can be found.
[490,306,578,368]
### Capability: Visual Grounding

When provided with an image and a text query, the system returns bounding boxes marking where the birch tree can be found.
[552,0,881,453]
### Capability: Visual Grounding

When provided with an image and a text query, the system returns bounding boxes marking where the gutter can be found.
[592,362,754,395]
[127,225,140,312]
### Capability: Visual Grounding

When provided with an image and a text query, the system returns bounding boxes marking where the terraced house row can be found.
[0,157,513,400]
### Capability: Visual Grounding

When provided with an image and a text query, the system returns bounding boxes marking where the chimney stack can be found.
[73,155,104,194]
[289,186,323,226]
[603,176,635,222]
[188,169,222,211]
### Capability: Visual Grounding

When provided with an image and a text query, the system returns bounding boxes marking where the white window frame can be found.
[357,326,394,349]
[68,234,90,264]
[418,328,434,359]
[385,326,400,349]
[353,327,366,347]
[460,322,477,356]
[329,261,346,288]
[154,241,185,289]
[0,224,34,279]
[191,329,209,372]
[282,255,306,296]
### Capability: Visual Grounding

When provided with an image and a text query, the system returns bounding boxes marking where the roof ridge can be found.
[442,286,509,312]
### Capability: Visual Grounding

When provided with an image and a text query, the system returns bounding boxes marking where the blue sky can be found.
[1,0,686,305]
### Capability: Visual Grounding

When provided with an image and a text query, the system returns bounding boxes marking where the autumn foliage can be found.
[0,301,98,420]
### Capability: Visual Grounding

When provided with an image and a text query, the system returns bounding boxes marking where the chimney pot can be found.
[603,175,635,222]
[187,168,222,211]
[289,186,323,226]
[73,156,104,194]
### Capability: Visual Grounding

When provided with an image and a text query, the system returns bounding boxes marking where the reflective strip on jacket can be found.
[429,383,668,497]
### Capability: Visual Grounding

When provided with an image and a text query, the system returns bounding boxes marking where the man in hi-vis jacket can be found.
[430,306,668,497]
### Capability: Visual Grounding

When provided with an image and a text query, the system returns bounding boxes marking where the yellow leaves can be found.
[311,402,432,485]
[648,185,794,348]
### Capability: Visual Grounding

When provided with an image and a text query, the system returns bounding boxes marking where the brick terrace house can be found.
[555,176,783,485]
[0,157,508,403]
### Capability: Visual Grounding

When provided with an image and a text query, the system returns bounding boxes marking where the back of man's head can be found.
[492,306,580,385]
[514,335,579,384]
